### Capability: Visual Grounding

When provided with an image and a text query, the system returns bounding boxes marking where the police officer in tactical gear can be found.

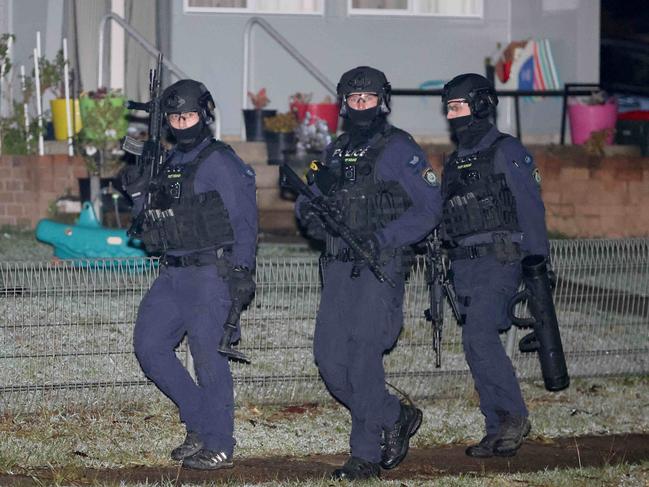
[296,66,443,480]
[126,79,257,470]
[440,73,550,458]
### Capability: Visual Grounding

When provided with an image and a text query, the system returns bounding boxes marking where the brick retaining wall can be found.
[0,155,86,228]
[1,149,648,237]
[424,145,649,238]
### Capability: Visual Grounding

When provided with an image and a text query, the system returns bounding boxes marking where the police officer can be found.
[440,73,550,457]
[296,66,443,480]
[123,79,257,470]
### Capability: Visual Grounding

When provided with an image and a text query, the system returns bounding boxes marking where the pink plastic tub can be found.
[568,99,617,145]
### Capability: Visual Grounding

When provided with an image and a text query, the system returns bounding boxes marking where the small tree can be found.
[35,49,65,99]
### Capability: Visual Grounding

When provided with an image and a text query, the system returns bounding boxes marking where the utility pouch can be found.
[493,232,521,263]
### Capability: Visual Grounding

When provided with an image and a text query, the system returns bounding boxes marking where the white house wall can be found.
[170,0,599,140]
[7,0,600,141]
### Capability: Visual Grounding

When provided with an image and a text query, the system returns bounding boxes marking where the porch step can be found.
[229,140,267,164]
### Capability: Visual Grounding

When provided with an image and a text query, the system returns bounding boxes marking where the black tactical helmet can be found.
[337,66,391,117]
[161,79,215,122]
[442,73,498,119]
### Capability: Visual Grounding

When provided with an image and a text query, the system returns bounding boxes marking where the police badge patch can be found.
[532,168,542,185]
[422,167,439,186]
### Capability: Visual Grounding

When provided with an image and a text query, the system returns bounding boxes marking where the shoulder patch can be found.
[422,167,439,187]
[532,167,541,185]
[408,155,420,166]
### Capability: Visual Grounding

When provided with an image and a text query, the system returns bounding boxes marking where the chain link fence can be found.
[1,239,647,413]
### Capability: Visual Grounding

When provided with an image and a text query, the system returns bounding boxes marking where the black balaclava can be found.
[348,114,388,146]
[161,79,215,152]
[170,121,211,152]
[442,73,498,149]
[449,116,492,149]
[337,66,391,135]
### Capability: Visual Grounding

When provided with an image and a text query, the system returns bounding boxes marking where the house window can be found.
[349,0,483,17]
[184,0,324,15]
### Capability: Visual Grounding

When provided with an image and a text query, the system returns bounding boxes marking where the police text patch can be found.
[422,168,439,186]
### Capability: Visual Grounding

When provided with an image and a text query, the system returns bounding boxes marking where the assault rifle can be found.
[280,164,396,288]
[424,229,463,368]
[122,53,165,238]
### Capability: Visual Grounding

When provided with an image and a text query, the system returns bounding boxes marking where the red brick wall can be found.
[424,146,649,238]
[1,151,648,237]
[0,155,86,228]
[535,149,649,238]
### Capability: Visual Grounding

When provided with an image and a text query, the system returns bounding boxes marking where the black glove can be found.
[119,164,149,200]
[228,265,256,305]
[298,199,327,241]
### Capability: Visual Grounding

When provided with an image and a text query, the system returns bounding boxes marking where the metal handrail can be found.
[242,16,337,139]
[97,13,221,139]
[392,84,601,144]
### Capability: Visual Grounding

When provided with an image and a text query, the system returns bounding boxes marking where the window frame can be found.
[183,0,325,16]
[347,0,484,18]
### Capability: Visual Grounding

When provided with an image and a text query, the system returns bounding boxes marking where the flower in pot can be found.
[289,91,313,123]
[263,112,297,165]
[36,48,82,141]
[290,92,339,134]
[295,113,332,157]
[243,88,276,141]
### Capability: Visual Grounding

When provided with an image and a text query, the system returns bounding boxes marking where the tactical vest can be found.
[324,126,412,256]
[441,135,520,243]
[140,140,235,253]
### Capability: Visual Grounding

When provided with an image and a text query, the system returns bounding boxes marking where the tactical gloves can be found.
[228,265,256,305]
[298,199,327,241]
[119,164,149,200]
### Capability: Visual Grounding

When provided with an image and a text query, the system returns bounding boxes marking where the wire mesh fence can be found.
[0,238,647,413]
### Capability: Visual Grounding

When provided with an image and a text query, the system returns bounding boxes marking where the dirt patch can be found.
[2,433,648,486]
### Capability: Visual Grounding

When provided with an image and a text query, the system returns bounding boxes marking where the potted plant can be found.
[294,113,332,157]
[243,88,276,141]
[263,112,297,164]
[37,49,82,141]
[567,90,617,145]
[76,88,128,221]
[290,92,339,134]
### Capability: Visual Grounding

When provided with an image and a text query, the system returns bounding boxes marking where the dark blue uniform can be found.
[445,125,549,437]
[132,137,257,456]
[298,127,442,463]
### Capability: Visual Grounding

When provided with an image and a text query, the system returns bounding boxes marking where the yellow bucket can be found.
[50,98,83,141]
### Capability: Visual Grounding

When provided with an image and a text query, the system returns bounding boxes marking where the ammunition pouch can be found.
[446,239,521,263]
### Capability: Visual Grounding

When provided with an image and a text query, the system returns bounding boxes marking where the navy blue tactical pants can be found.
[451,254,528,435]
[314,258,404,463]
[133,264,235,454]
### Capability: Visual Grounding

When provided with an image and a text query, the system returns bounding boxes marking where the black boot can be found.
[331,456,381,480]
[465,434,499,458]
[170,430,203,461]
[182,448,234,470]
[493,415,531,457]
[380,402,423,469]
